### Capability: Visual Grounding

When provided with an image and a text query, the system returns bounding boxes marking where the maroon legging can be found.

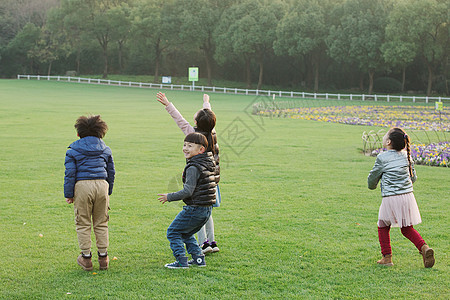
[378,225,425,256]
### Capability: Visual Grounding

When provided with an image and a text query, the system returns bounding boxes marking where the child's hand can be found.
[156,92,169,106]
[203,94,210,103]
[66,198,74,204]
[158,193,168,204]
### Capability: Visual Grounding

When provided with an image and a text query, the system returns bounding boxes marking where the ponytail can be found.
[404,134,413,178]
[388,128,413,179]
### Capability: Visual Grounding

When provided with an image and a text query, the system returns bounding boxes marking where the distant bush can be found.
[373,77,402,93]
[65,70,77,77]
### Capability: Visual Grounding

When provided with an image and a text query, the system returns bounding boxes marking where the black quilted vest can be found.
[182,152,217,206]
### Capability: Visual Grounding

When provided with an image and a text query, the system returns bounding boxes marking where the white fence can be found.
[17,74,450,104]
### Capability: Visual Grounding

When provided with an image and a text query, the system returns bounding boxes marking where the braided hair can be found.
[388,127,413,178]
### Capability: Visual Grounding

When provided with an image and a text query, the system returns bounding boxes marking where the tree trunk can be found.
[153,37,161,83]
[203,48,212,86]
[313,57,319,93]
[401,66,406,92]
[76,50,80,75]
[426,63,433,96]
[359,73,364,91]
[47,61,52,76]
[118,41,123,74]
[102,48,108,79]
[245,55,251,89]
[368,70,374,95]
[257,56,263,90]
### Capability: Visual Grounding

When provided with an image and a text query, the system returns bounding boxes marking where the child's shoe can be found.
[201,241,213,254]
[77,252,93,271]
[210,241,220,253]
[165,256,189,269]
[377,254,393,266]
[420,244,435,268]
[188,254,206,267]
[98,252,109,270]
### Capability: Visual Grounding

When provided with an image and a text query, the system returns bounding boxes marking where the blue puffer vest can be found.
[64,136,115,198]
[182,152,217,206]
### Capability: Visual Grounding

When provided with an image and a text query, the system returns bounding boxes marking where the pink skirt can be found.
[378,192,422,228]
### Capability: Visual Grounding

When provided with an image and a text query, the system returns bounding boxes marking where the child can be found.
[64,115,115,271]
[156,92,221,254]
[158,132,217,268]
[368,127,435,268]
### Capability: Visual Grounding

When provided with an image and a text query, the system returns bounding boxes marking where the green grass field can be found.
[0,80,448,299]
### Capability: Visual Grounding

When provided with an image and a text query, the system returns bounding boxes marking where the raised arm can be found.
[157,92,195,135]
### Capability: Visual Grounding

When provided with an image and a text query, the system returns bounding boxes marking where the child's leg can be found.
[378,226,391,256]
[401,225,425,251]
[197,225,207,245]
[74,181,93,256]
[167,206,211,257]
[92,180,110,254]
[205,215,215,242]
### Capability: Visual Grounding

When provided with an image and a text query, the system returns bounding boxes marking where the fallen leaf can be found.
[39,234,43,237]
[112,257,118,260]
[92,272,97,275]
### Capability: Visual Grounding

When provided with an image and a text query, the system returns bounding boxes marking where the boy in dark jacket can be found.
[158,132,217,269]
[64,115,115,271]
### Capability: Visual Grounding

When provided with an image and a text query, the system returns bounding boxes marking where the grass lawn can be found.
[0,79,448,299]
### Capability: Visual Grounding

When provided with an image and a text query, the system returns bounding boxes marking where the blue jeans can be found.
[167,205,212,258]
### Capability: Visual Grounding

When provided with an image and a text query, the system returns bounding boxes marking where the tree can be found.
[27,26,61,76]
[382,0,449,95]
[131,0,178,82]
[328,0,391,94]
[274,0,335,92]
[215,0,283,89]
[4,23,42,75]
[109,3,133,73]
[177,0,234,86]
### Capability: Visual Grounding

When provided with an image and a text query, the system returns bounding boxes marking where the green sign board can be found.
[435,101,443,111]
[189,67,199,82]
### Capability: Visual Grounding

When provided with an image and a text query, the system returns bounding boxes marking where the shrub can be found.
[373,77,402,93]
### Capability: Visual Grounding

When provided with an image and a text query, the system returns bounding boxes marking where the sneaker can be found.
[188,254,206,267]
[77,253,93,271]
[210,241,220,253]
[98,252,109,270]
[165,256,189,269]
[201,241,213,254]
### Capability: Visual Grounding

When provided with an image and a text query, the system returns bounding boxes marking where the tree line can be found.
[0,0,448,95]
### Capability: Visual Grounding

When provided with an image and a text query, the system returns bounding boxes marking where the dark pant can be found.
[167,206,212,258]
[378,225,425,256]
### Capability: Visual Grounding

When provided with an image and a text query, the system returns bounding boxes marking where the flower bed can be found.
[371,142,450,167]
[256,105,450,131]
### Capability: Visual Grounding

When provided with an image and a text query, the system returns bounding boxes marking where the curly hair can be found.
[74,115,108,138]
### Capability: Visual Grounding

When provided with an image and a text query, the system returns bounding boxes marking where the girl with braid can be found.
[368,127,435,268]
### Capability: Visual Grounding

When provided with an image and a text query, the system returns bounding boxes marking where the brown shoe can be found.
[377,254,393,266]
[98,252,109,270]
[421,244,435,268]
[77,253,93,271]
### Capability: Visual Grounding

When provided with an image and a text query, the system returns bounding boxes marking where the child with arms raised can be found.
[368,127,434,268]
[64,115,115,271]
[158,132,217,268]
[156,92,221,254]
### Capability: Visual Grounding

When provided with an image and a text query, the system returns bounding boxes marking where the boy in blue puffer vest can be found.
[158,132,217,269]
[64,115,115,271]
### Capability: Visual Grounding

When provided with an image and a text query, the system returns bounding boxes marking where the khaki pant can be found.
[74,180,110,254]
